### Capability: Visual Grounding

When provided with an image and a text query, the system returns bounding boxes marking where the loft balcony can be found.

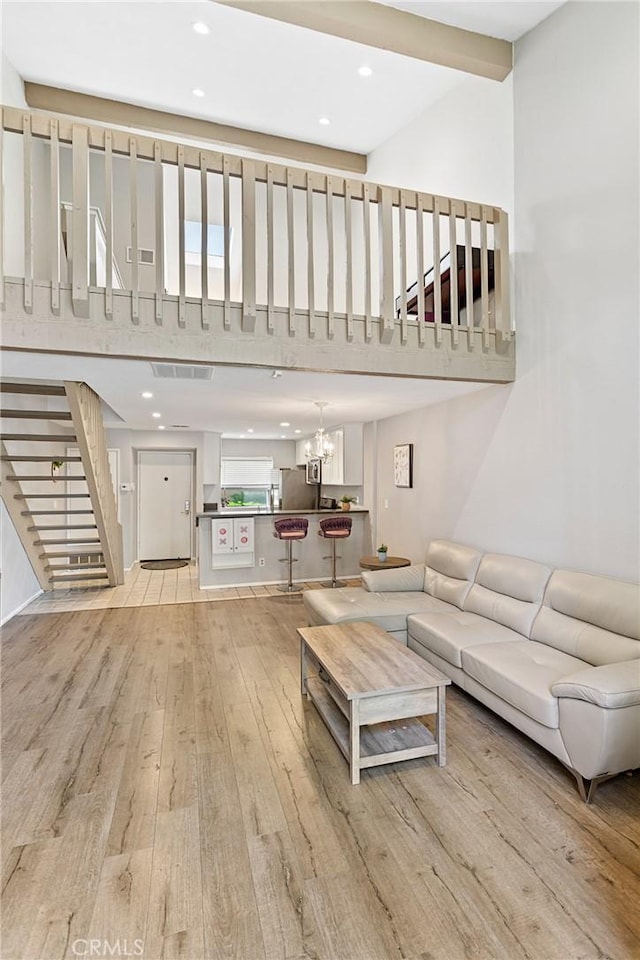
[0,107,514,382]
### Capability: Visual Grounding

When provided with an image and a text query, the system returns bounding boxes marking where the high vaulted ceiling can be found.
[1,1,561,435]
[3,1,563,157]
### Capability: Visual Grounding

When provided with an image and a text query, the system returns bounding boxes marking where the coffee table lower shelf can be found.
[306,676,438,778]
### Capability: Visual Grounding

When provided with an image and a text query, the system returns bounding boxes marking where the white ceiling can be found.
[0,353,491,438]
[2,1,564,155]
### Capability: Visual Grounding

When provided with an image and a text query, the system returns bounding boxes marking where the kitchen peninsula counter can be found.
[197,508,370,590]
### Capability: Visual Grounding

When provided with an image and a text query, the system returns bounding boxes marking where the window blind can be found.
[221,458,274,487]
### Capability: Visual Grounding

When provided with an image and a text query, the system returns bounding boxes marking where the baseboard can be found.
[1,587,44,626]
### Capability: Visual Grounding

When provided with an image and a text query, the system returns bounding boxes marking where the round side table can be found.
[359,556,411,571]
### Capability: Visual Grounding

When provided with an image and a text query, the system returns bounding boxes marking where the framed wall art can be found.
[394,443,413,488]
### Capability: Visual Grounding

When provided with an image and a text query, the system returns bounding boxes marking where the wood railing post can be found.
[494,208,512,342]
[242,158,256,333]
[71,125,90,318]
[378,186,394,344]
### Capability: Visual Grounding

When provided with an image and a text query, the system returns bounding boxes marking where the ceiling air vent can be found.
[151,363,214,381]
[126,246,155,265]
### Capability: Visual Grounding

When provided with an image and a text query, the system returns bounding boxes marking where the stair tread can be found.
[15,493,90,499]
[29,525,98,531]
[1,456,81,462]
[49,572,110,582]
[9,475,87,481]
[40,550,104,558]
[2,434,77,442]
[46,562,106,571]
[35,538,101,545]
[22,510,95,515]
[0,383,66,396]
[0,409,72,419]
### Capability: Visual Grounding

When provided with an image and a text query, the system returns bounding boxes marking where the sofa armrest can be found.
[551,660,640,709]
[362,564,425,593]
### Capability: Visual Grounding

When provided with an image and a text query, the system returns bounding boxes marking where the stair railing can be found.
[1,105,511,352]
[63,381,124,585]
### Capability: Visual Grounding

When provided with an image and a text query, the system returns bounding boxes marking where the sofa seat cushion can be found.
[407,611,523,668]
[461,641,589,728]
[303,587,456,633]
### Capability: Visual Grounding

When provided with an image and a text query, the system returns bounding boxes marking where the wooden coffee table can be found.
[298,621,450,784]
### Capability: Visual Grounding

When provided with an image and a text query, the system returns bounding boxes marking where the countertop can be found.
[196,506,369,520]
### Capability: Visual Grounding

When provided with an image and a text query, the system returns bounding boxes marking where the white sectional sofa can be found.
[303,540,640,801]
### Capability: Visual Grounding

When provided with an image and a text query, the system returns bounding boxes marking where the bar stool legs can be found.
[318,516,352,588]
[273,518,309,593]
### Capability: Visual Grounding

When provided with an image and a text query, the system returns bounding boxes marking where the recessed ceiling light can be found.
[358,66,373,77]
[192,88,205,98]
[280,422,290,427]
[158,425,166,431]
[141,391,153,399]
[192,21,210,35]
[152,412,161,418]
[280,435,286,439]
[294,429,301,434]
[247,428,254,433]
[319,117,331,126]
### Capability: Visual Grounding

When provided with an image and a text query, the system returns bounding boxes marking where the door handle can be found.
[184,500,191,515]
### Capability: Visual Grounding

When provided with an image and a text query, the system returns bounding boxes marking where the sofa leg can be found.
[570,769,618,803]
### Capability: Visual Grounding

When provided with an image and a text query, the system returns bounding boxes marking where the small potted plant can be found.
[340,495,355,511]
[377,543,388,562]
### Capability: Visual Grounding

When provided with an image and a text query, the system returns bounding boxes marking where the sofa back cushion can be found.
[423,540,481,609]
[464,554,552,637]
[531,570,640,665]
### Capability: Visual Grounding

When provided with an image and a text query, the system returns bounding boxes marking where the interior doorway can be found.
[137,450,194,561]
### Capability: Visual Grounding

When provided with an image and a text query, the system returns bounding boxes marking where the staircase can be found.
[1,380,124,591]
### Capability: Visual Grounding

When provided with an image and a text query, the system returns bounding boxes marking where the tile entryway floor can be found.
[20,562,361,615]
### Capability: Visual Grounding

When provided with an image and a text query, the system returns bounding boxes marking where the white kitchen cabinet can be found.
[295,439,308,466]
[211,517,255,568]
[320,429,344,485]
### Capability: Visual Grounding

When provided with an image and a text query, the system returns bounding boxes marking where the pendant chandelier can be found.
[305,401,334,463]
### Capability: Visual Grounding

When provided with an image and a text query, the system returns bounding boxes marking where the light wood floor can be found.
[2,597,639,960]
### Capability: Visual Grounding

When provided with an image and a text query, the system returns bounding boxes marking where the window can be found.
[221,457,273,508]
[184,221,232,267]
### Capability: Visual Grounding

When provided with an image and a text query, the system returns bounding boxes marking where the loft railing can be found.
[0,106,512,362]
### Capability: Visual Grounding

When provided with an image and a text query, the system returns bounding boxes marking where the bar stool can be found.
[273,517,309,593]
[318,516,352,588]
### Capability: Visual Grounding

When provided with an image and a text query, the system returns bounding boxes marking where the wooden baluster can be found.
[494,207,511,341]
[448,200,459,347]
[464,202,474,350]
[416,193,425,346]
[242,158,256,333]
[345,180,353,341]
[378,186,394,343]
[267,165,275,334]
[287,167,295,336]
[154,141,164,325]
[177,144,185,328]
[200,152,210,330]
[399,189,407,344]
[104,130,113,319]
[223,155,231,330]
[433,196,442,345]
[23,114,33,313]
[129,137,139,323]
[306,171,316,339]
[363,182,372,342]
[326,175,335,339]
[71,124,89,318]
[480,204,490,350]
[50,118,60,315]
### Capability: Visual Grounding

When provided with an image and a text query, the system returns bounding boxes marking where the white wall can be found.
[371,2,639,581]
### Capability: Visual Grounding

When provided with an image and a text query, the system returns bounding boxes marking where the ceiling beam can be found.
[212,0,512,82]
[24,83,367,174]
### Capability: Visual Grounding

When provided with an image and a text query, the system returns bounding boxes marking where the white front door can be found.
[137,450,193,560]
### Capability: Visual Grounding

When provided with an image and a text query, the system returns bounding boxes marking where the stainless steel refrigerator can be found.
[279,467,319,510]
